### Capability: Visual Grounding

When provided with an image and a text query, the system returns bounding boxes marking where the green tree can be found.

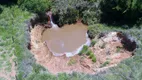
[18,0,52,13]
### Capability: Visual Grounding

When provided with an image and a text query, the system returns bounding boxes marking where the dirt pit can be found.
[30,23,133,74]
[41,23,90,57]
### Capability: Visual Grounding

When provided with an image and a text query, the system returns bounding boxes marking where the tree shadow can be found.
[0,0,17,5]
[100,0,142,27]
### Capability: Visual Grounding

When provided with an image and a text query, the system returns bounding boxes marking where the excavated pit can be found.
[41,23,90,57]
[30,22,135,74]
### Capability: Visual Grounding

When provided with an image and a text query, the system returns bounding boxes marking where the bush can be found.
[79,45,89,55]
[26,73,56,80]
[88,52,97,63]
[88,24,101,39]
[86,50,92,56]
[51,0,103,26]
[90,40,96,47]
[18,0,52,13]
[55,8,79,26]
[100,61,110,68]
[51,0,89,26]
[92,56,96,62]
[89,53,95,58]
[82,10,101,25]
[82,0,102,25]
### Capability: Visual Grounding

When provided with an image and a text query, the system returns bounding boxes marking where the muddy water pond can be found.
[42,23,90,57]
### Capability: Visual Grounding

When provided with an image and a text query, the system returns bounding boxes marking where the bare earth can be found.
[30,24,132,74]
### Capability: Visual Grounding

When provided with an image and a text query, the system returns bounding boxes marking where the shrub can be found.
[26,73,56,80]
[57,73,69,80]
[86,50,92,56]
[100,60,110,68]
[51,0,89,26]
[18,0,52,13]
[52,0,103,26]
[79,45,89,55]
[88,24,101,39]
[92,56,96,62]
[88,52,97,63]
[56,8,79,26]
[90,40,96,47]
[89,53,95,58]
[82,0,102,25]
[82,10,101,25]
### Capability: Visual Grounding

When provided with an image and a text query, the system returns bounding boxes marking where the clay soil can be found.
[30,24,133,74]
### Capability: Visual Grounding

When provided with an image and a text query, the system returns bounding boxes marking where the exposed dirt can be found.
[92,32,132,71]
[30,24,133,74]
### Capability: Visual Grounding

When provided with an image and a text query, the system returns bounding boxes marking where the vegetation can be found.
[86,50,92,56]
[89,53,97,63]
[116,46,123,53]
[89,53,95,59]
[90,40,96,47]
[18,0,52,13]
[100,60,110,68]
[79,45,89,55]
[100,0,142,25]
[79,46,97,63]
[92,57,97,62]
[1,0,142,80]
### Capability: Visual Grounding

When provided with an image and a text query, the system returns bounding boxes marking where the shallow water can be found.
[42,23,90,57]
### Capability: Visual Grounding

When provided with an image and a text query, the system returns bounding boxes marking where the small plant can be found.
[86,50,92,56]
[89,53,94,59]
[67,58,77,66]
[90,40,96,47]
[86,50,97,63]
[116,46,122,53]
[83,45,89,51]
[100,61,110,68]
[79,45,89,55]
[92,56,96,63]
